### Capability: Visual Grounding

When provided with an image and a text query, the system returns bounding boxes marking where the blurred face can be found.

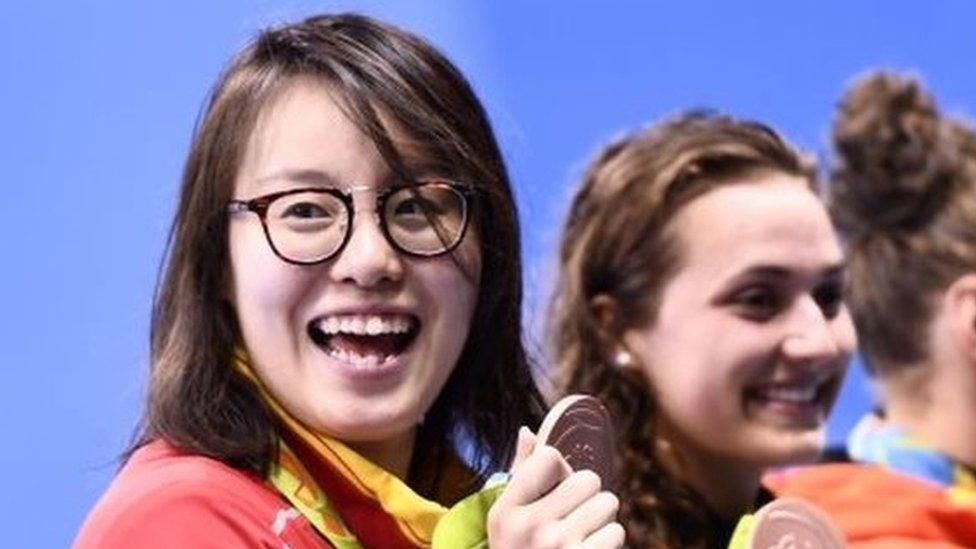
[621,173,856,470]
[228,78,480,459]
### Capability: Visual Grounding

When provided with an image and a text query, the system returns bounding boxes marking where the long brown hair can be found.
[140,13,545,500]
[829,72,976,379]
[551,112,815,547]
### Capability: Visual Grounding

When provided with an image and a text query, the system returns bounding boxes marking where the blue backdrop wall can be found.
[2,1,973,546]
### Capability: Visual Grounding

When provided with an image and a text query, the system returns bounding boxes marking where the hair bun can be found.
[830,71,956,237]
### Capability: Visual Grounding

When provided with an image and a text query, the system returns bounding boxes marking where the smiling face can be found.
[227,78,480,466]
[621,173,856,470]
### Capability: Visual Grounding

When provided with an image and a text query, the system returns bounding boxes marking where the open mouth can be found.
[307,313,420,367]
[744,375,840,424]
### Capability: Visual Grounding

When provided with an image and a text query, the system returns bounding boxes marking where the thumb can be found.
[509,426,536,473]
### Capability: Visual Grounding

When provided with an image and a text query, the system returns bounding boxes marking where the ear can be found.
[590,294,619,334]
[590,294,636,368]
[943,274,976,363]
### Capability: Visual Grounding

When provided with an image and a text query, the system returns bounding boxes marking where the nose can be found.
[328,211,404,289]
[780,295,844,364]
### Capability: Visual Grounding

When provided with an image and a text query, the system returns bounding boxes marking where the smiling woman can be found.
[550,113,856,548]
[73,13,623,549]
[226,79,484,470]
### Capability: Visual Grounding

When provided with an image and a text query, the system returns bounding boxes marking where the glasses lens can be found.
[266,191,348,263]
[384,183,468,255]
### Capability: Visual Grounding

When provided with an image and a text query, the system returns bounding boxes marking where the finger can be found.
[527,469,602,521]
[581,521,626,548]
[557,490,620,542]
[496,445,571,507]
[509,426,537,473]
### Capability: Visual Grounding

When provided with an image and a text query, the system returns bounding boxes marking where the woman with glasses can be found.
[549,112,856,547]
[767,73,976,547]
[75,14,623,548]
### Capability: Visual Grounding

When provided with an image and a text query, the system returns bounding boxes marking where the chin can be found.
[748,426,826,468]
[309,407,417,444]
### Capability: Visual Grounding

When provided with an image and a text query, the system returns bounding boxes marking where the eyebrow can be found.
[256,168,340,188]
[254,163,449,191]
[730,263,844,280]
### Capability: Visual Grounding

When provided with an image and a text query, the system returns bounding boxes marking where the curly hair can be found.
[829,71,976,378]
[550,112,815,547]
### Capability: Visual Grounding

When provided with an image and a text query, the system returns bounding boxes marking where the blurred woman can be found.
[551,112,856,547]
[767,72,976,547]
[75,13,622,548]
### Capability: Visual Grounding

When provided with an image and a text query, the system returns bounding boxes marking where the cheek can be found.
[413,256,481,373]
[228,223,312,328]
[665,367,731,420]
[638,338,724,415]
[444,234,482,311]
[644,331,763,427]
[425,262,479,325]
[643,362,736,455]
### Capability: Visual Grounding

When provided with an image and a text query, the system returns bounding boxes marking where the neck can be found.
[347,427,418,479]
[884,366,976,467]
[655,436,762,522]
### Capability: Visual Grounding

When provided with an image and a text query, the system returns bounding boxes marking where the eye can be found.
[812,279,845,319]
[393,197,423,217]
[732,284,784,321]
[393,196,442,219]
[282,201,331,219]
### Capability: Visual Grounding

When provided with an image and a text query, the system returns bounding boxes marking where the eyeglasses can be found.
[226,180,474,265]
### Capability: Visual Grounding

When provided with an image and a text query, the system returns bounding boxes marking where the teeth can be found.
[317,314,413,336]
[326,346,395,366]
[761,385,818,403]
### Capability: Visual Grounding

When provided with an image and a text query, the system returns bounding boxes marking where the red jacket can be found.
[766,463,976,548]
[74,440,331,548]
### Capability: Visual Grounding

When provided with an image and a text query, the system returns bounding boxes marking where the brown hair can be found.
[829,72,976,379]
[551,112,815,547]
[140,13,544,500]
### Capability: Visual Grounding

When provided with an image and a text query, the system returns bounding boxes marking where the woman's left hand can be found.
[485,427,625,548]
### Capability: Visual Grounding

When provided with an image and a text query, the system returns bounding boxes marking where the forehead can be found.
[236,77,433,195]
[668,173,842,280]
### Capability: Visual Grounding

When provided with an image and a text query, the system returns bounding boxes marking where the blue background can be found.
[2,1,973,546]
